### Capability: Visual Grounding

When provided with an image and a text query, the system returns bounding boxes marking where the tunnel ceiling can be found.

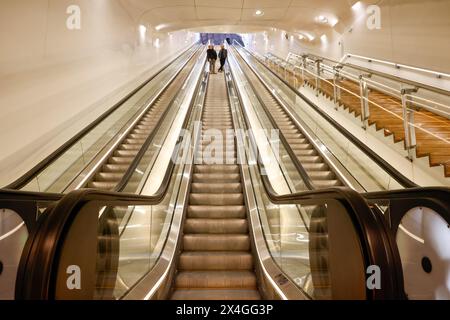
[122,0,374,39]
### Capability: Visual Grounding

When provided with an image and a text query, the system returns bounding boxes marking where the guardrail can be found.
[263,51,450,161]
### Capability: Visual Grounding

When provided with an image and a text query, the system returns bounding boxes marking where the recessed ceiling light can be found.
[330,18,339,27]
[352,1,362,11]
[255,10,264,16]
[316,15,328,24]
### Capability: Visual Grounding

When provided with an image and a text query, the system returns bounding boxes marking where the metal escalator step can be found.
[95,172,123,182]
[278,124,297,131]
[308,171,336,180]
[88,181,116,190]
[194,165,239,174]
[294,149,317,156]
[183,234,250,251]
[109,157,134,165]
[189,193,244,206]
[178,251,253,271]
[129,133,148,140]
[114,149,138,157]
[191,183,242,193]
[124,139,146,145]
[292,144,314,151]
[187,206,246,219]
[175,271,256,289]
[102,164,129,172]
[297,156,322,163]
[184,218,248,234]
[192,173,241,183]
[301,163,329,171]
[119,144,142,151]
[313,180,342,188]
[131,128,151,135]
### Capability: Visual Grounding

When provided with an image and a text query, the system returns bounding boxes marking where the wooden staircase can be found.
[265,59,450,178]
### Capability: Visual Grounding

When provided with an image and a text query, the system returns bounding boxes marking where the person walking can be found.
[206,45,218,74]
[218,44,228,73]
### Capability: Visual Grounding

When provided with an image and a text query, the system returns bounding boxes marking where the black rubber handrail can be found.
[15,60,208,300]
[227,55,405,300]
[0,190,63,231]
[365,187,450,231]
[5,43,199,190]
[0,189,62,202]
[237,45,418,188]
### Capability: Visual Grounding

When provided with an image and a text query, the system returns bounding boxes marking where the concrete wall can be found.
[0,0,198,186]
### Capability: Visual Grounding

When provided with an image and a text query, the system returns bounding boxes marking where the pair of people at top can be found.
[207,44,228,74]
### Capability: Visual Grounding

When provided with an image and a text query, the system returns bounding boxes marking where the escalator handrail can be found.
[365,187,450,225]
[5,43,199,190]
[0,189,62,202]
[234,43,418,188]
[15,59,208,300]
[227,54,405,300]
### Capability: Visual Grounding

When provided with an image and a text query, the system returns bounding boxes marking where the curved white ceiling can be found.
[121,0,368,38]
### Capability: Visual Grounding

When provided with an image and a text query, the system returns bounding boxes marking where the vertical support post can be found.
[293,68,298,88]
[301,55,308,87]
[315,59,322,97]
[333,65,343,110]
[401,88,418,161]
[359,74,370,129]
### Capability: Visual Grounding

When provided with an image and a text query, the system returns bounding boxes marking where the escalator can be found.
[231,48,343,189]
[12,58,406,301]
[3,45,449,301]
[86,54,199,191]
[170,72,260,300]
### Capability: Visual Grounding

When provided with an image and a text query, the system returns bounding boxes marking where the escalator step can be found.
[184,218,248,234]
[178,251,253,271]
[183,234,250,251]
[175,271,257,289]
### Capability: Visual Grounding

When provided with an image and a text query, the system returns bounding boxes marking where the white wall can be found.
[0,0,198,186]
[244,0,450,74]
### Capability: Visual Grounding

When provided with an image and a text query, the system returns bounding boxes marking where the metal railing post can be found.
[333,65,343,110]
[359,74,371,129]
[293,68,298,88]
[401,88,419,161]
[301,55,308,87]
[315,59,323,97]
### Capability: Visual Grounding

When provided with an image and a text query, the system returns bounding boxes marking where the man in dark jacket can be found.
[206,45,217,74]
[218,44,228,72]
